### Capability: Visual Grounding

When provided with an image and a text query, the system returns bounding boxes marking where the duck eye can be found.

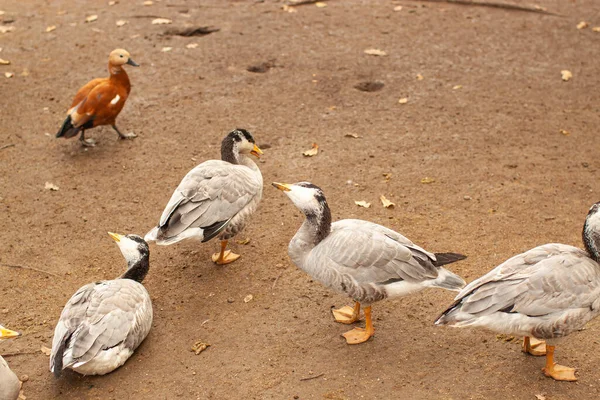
[120,55,124,58]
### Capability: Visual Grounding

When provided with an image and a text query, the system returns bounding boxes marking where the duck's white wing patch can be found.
[110,94,121,106]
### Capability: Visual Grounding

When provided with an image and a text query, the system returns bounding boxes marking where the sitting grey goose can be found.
[273,182,466,344]
[50,233,152,376]
[436,201,600,382]
[0,326,21,400]
[145,129,263,265]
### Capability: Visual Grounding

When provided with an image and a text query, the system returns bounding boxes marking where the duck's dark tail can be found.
[56,115,80,139]
[433,252,467,267]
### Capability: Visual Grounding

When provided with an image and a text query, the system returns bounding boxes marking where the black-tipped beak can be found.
[127,58,140,67]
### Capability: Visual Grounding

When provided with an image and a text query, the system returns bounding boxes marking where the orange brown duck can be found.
[56,49,139,147]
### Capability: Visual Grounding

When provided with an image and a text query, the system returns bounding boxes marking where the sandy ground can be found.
[1,0,600,399]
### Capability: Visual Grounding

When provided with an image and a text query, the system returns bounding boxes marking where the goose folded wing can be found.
[157,161,262,238]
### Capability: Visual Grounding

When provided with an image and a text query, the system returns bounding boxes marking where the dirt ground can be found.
[1,0,600,399]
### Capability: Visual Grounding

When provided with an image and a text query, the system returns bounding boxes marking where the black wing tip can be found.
[434,298,462,325]
[201,219,230,243]
[433,252,467,267]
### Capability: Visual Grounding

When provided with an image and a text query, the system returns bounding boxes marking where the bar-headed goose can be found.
[0,325,21,400]
[145,129,263,265]
[273,181,466,344]
[50,233,152,376]
[436,201,600,381]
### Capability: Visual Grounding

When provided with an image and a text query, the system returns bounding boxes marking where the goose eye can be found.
[120,55,124,58]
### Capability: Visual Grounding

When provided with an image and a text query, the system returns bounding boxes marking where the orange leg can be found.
[342,305,374,344]
[211,240,240,265]
[332,302,361,324]
[522,336,546,356]
[542,345,576,381]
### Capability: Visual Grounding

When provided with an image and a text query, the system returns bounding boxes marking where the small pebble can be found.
[227,298,235,303]
[463,195,472,200]
[20,374,29,382]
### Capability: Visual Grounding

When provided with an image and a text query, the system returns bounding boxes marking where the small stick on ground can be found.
[0,144,15,151]
[286,0,328,6]
[0,263,60,277]
[2,350,39,358]
[300,373,324,381]
[408,0,561,16]
[272,271,284,291]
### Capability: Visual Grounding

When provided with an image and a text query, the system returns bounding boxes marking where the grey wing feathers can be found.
[156,160,261,239]
[312,219,441,284]
[50,280,151,375]
[439,244,600,321]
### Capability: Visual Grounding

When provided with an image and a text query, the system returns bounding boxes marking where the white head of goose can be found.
[273,181,467,344]
[50,233,153,377]
[0,326,21,400]
[435,201,600,382]
[145,128,263,265]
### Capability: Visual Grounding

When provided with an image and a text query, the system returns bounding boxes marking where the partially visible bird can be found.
[56,49,139,147]
[50,233,152,377]
[0,325,21,400]
[436,202,600,382]
[145,129,263,265]
[273,182,467,344]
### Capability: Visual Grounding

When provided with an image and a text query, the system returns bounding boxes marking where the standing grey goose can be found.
[145,129,263,265]
[435,202,600,381]
[50,233,152,376]
[0,326,21,400]
[273,182,467,344]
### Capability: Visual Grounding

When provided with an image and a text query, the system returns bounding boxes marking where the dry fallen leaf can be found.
[559,129,570,136]
[561,70,572,81]
[108,1,117,5]
[383,173,392,181]
[282,5,298,13]
[420,177,435,184]
[46,25,56,33]
[380,195,395,208]
[355,200,371,208]
[577,21,588,30]
[186,43,199,49]
[302,143,319,157]
[593,27,600,32]
[143,0,153,5]
[190,340,210,355]
[398,97,408,104]
[116,20,128,27]
[394,5,403,11]
[315,2,327,7]
[236,238,251,245]
[452,85,462,90]
[244,294,253,303]
[44,182,59,191]
[535,395,546,400]
[161,47,173,52]
[21,69,29,76]
[0,26,15,34]
[40,346,51,356]
[4,72,13,78]
[0,58,10,65]
[57,10,67,15]
[85,15,98,23]
[364,48,387,56]
[152,18,172,25]
[344,133,360,138]
[0,11,5,16]
[416,73,424,80]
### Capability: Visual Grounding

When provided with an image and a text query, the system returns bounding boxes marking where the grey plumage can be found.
[50,234,153,376]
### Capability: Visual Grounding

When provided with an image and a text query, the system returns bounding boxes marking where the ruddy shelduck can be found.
[56,49,139,147]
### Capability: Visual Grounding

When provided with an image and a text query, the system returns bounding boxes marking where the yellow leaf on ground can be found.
[416,73,424,80]
[244,294,253,303]
[191,340,210,355]
[452,85,462,90]
[383,173,392,180]
[421,177,435,184]
[355,200,371,208]
[302,143,319,157]
[0,26,15,33]
[380,195,395,208]
[44,182,59,191]
[577,21,588,30]
[236,238,251,245]
[364,48,387,56]
[559,129,570,136]
[152,18,172,25]
[315,2,327,7]
[394,5,403,11]
[85,15,98,23]
[561,70,572,81]
[46,25,56,33]
[4,72,13,78]
[40,346,51,356]
[398,97,408,104]
[344,133,360,138]
[282,5,298,13]
[593,27,600,32]
[186,43,199,49]
[143,0,153,5]
[108,1,117,5]
[161,47,173,52]
[0,58,10,65]
[116,20,128,27]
